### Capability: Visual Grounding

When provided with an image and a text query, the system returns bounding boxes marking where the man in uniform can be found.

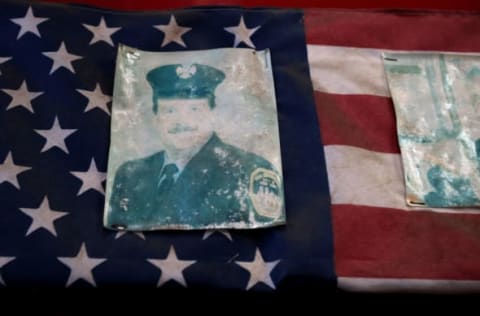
[105,63,284,230]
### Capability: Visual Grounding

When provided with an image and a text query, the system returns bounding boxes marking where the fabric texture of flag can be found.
[306,9,480,292]
[0,0,335,290]
[2,0,480,294]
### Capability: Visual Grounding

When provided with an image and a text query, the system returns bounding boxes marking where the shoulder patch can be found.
[249,168,283,219]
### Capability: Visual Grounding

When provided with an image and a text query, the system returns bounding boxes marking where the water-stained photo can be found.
[384,53,480,208]
[104,45,285,230]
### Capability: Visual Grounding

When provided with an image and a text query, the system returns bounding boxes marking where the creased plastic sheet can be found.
[384,52,480,208]
[104,45,286,230]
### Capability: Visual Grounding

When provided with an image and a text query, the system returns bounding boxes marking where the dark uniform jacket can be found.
[105,133,284,230]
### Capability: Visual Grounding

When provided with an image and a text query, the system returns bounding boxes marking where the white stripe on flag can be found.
[339,277,480,293]
[307,45,480,95]
[307,45,390,96]
[324,145,480,214]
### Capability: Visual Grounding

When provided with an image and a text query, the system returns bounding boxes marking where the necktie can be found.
[157,163,179,196]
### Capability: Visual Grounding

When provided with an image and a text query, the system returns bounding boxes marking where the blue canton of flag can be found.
[0,0,334,290]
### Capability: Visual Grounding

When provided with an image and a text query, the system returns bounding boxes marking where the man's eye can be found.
[166,108,174,113]
[192,106,198,111]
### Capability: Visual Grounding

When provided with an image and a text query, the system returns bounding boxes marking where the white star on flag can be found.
[82,17,121,46]
[115,231,146,240]
[147,245,195,287]
[70,159,106,196]
[57,243,107,287]
[42,42,82,74]
[0,257,15,286]
[235,248,280,290]
[76,83,111,115]
[0,152,31,190]
[154,15,191,48]
[224,16,260,48]
[34,116,77,154]
[0,57,11,76]
[202,230,232,241]
[10,6,49,39]
[19,196,68,237]
[2,80,43,113]
[0,57,10,64]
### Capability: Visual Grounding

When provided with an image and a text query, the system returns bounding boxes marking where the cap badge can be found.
[176,64,197,79]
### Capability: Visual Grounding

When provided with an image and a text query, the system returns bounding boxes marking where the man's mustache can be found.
[168,125,199,134]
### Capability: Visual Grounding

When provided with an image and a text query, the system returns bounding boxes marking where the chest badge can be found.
[249,168,282,219]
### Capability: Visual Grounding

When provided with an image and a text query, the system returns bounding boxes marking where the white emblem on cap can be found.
[176,64,196,79]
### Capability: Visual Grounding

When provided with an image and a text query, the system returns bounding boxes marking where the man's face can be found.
[155,98,214,151]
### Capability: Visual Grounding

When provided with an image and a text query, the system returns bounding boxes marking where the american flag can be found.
[0,0,334,289]
[2,0,480,293]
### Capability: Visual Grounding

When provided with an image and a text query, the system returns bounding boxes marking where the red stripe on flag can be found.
[314,91,400,153]
[305,10,480,51]
[333,204,480,279]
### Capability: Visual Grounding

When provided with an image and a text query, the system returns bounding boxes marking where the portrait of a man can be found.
[104,47,285,230]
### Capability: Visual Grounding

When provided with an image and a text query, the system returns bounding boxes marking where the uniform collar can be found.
[162,132,219,178]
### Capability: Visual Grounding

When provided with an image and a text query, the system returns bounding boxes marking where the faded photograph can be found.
[104,45,285,230]
[384,52,480,208]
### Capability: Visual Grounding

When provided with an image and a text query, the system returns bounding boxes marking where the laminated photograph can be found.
[384,52,480,208]
[104,45,285,230]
